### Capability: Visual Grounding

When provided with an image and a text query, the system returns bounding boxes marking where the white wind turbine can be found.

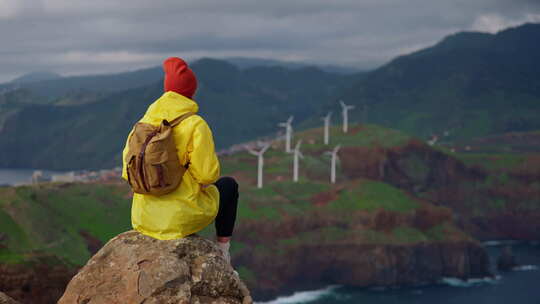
[292,140,304,182]
[325,145,341,184]
[339,100,355,133]
[278,116,294,153]
[247,143,271,189]
[322,112,332,145]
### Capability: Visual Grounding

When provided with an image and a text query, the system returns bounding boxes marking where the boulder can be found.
[58,231,252,304]
[0,291,21,304]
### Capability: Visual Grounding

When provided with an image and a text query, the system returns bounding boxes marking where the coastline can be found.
[256,242,540,304]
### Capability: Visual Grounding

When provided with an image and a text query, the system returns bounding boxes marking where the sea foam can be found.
[256,285,340,304]
[440,276,501,287]
[512,265,539,271]
[482,240,521,247]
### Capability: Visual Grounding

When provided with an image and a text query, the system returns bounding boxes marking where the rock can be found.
[497,245,518,271]
[0,291,21,304]
[58,230,252,304]
[0,256,76,304]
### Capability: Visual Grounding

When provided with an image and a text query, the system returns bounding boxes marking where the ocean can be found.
[259,242,540,304]
[0,168,65,186]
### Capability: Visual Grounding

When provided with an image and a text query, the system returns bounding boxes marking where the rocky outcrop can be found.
[58,230,252,304]
[340,138,540,241]
[0,291,20,304]
[497,246,518,271]
[340,139,483,192]
[237,241,492,300]
[0,258,76,304]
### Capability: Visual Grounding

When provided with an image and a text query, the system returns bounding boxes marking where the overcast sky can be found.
[1,0,539,82]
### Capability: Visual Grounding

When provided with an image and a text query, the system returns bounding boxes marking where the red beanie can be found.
[163,57,197,99]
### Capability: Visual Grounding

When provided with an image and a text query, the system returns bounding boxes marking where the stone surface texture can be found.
[58,231,252,304]
[0,291,21,304]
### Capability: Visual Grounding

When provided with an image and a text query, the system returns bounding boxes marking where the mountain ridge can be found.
[1,23,539,170]
[310,23,540,146]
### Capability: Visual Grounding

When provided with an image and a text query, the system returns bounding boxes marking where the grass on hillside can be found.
[326,179,420,213]
[0,183,131,265]
[456,152,529,171]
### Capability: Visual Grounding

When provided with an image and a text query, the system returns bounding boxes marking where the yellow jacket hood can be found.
[143,91,199,124]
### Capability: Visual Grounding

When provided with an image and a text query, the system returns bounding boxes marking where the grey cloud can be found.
[0,0,539,82]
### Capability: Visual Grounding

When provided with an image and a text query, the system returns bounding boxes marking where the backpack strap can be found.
[168,112,195,127]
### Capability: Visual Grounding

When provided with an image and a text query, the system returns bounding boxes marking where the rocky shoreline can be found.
[236,240,492,301]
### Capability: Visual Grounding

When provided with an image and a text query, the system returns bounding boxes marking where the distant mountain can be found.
[333,22,540,140]
[225,57,366,74]
[10,71,62,84]
[0,66,163,101]
[0,58,362,104]
[0,59,350,170]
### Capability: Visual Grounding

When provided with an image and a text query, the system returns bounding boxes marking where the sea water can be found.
[258,242,540,304]
[0,168,65,186]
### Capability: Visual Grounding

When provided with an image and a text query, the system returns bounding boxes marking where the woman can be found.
[121,57,238,264]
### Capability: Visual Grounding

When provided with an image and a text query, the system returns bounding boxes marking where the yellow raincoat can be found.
[121,91,220,240]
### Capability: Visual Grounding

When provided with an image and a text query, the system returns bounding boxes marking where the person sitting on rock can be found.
[121,57,238,265]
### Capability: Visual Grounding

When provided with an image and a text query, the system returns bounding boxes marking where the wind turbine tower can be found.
[326,145,341,184]
[247,143,271,189]
[339,100,355,133]
[278,116,294,153]
[293,140,304,182]
[322,112,332,145]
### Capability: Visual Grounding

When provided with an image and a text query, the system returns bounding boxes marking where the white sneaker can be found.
[217,241,239,277]
[217,241,231,265]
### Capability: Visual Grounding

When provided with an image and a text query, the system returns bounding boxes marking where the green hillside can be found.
[0,59,350,170]
[0,183,131,265]
[332,23,540,140]
[0,123,470,267]
[1,122,538,297]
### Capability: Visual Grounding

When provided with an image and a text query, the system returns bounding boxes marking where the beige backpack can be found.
[125,112,194,196]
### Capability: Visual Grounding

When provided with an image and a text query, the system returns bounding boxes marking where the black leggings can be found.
[214,177,239,237]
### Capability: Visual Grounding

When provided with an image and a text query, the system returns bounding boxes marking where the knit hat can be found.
[163,57,197,99]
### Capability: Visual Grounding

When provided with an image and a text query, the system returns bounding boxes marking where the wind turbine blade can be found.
[295,140,302,150]
[348,105,356,110]
[339,100,346,108]
[288,116,294,124]
[245,145,259,156]
[334,144,341,153]
[261,143,271,154]
[298,151,304,159]
[323,151,332,156]
[278,123,287,127]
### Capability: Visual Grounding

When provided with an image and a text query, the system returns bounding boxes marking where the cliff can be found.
[237,241,490,299]
[337,135,540,241]
[58,231,252,304]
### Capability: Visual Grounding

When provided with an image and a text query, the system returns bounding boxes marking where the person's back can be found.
[121,57,238,263]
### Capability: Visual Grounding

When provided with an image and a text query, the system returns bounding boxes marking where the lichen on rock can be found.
[58,230,252,304]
